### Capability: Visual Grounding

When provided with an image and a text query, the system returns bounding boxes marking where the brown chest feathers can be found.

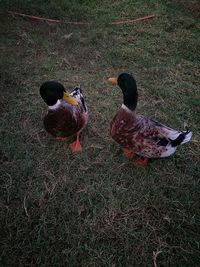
[44,105,87,138]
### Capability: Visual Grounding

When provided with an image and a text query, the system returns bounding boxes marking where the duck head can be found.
[40,81,79,107]
[108,73,138,111]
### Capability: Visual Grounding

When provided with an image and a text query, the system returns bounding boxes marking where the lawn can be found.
[0,0,200,266]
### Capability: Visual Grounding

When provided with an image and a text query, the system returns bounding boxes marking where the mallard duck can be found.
[40,81,88,152]
[108,73,192,165]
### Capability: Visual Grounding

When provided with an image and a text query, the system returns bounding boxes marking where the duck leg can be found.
[123,148,136,158]
[133,156,149,166]
[69,132,82,152]
[123,148,148,166]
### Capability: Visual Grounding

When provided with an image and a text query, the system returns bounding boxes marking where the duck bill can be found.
[108,77,118,86]
[63,92,79,106]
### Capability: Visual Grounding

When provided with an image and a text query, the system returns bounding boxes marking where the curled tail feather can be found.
[170,129,192,147]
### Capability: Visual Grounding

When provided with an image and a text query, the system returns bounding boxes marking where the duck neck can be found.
[122,88,138,111]
[48,99,62,110]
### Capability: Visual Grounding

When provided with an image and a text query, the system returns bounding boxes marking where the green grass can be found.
[1,0,200,266]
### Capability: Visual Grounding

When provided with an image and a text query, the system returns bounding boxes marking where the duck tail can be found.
[70,85,82,96]
[70,86,87,112]
[170,129,192,147]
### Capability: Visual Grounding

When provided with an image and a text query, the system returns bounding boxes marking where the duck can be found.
[40,80,88,152]
[108,73,192,166]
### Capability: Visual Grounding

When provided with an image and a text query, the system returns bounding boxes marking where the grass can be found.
[1,0,200,266]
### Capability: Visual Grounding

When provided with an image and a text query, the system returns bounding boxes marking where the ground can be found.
[0,0,200,266]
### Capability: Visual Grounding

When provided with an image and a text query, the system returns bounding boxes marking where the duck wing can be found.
[132,116,192,157]
[111,109,192,158]
[70,86,88,113]
[148,118,192,146]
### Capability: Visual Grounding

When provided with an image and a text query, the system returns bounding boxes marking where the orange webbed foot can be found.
[133,157,149,167]
[69,140,82,152]
[123,148,135,158]
[69,132,82,152]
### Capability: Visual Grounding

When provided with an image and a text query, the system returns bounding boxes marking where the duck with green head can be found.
[40,81,88,152]
[108,73,192,166]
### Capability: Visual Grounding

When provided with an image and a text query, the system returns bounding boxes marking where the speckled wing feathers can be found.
[110,108,178,158]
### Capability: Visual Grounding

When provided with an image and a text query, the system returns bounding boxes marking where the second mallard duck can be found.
[108,73,192,165]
